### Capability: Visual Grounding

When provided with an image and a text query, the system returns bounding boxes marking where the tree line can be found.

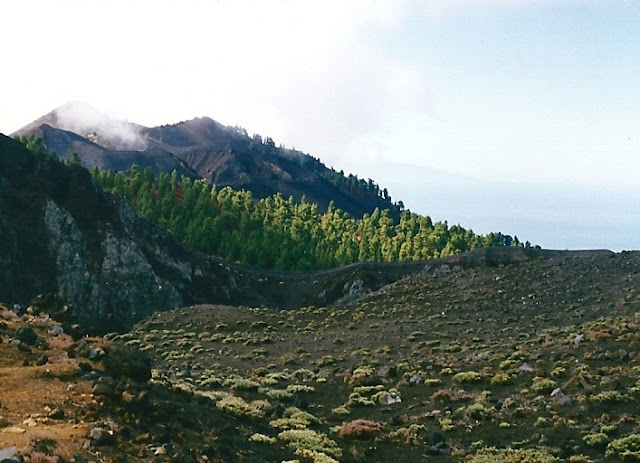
[90,166,523,271]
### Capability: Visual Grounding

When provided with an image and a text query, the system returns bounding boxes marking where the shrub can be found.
[222,377,261,391]
[294,449,340,463]
[466,447,560,462]
[249,433,276,444]
[589,390,627,403]
[453,371,482,384]
[317,355,336,367]
[491,373,512,385]
[347,393,376,407]
[432,388,472,402]
[440,418,454,432]
[530,377,556,394]
[534,417,549,428]
[605,434,640,459]
[463,402,495,420]
[389,424,427,442]
[29,454,59,463]
[270,407,319,430]
[286,384,315,394]
[582,432,609,447]
[278,429,342,459]
[216,395,268,418]
[331,405,350,416]
[339,419,384,439]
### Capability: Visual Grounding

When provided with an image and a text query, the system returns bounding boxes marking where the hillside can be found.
[1,132,531,333]
[1,250,638,462]
[13,102,401,218]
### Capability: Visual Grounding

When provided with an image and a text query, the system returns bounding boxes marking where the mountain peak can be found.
[15,101,148,151]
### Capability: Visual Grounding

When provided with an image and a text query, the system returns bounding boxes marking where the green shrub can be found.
[439,418,454,432]
[222,377,261,391]
[453,371,482,384]
[530,377,556,394]
[589,390,627,403]
[582,432,609,447]
[249,433,277,444]
[278,429,342,459]
[331,405,350,416]
[491,373,512,385]
[270,407,319,430]
[466,447,560,462]
[463,402,495,420]
[605,434,640,459]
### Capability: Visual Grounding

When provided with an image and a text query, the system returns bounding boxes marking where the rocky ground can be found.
[1,250,639,462]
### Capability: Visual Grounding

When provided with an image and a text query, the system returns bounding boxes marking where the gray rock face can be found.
[0,446,18,461]
[43,198,183,332]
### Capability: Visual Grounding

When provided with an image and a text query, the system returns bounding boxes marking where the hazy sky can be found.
[2,0,639,249]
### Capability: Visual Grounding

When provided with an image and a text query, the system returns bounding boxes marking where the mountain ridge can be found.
[14,103,401,219]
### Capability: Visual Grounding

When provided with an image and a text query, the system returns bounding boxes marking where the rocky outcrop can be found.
[43,199,183,332]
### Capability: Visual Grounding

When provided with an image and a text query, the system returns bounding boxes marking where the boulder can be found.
[378,392,402,405]
[0,446,18,461]
[550,388,573,405]
[516,363,535,374]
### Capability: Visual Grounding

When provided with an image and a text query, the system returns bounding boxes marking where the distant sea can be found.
[350,162,640,252]
[407,183,640,252]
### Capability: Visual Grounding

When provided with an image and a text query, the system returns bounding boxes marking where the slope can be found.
[123,250,640,463]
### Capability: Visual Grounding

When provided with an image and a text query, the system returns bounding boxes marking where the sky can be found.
[1,0,639,250]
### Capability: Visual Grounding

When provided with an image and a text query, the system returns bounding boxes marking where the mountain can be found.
[14,102,401,218]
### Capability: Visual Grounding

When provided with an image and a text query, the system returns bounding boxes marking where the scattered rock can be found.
[89,427,114,446]
[22,417,37,427]
[35,355,48,366]
[3,426,26,434]
[378,392,402,405]
[550,388,572,405]
[153,445,168,455]
[574,334,585,345]
[11,304,26,316]
[49,325,64,336]
[516,363,535,374]
[377,365,397,378]
[26,305,41,315]
[87,347,105,361]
